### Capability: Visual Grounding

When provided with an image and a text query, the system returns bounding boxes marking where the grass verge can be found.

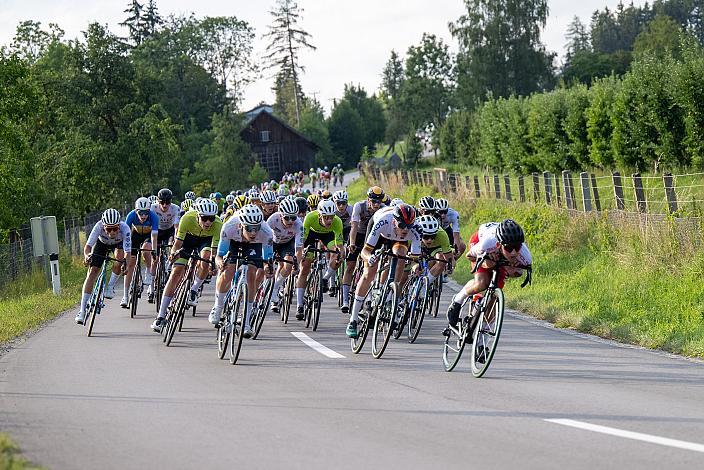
[349,176,704,357]
[0,433,42,470]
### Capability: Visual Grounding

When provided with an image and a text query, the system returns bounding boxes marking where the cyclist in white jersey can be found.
[149,188,181,300]
[208,205,274,338]
[435,198,466,263]
[267,198,304,313]
[75,209,131,324]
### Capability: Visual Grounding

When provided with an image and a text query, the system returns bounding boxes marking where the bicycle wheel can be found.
[311,270,323,331]
[165,287,187,346]
[470,289,505,378]
[430,278,442,318]
[281,274,294,324]
[351,292,373,354]
[155,257,164,313]
[129,263,141,319]
[217,294,234,360]
[408,276,429,344]
[251,278,273,339]
[86,277,104,337]
[336,259,346,308]
[304,270,318,329]
[371,282,399,359]
[229,284,248,365]
[393,279,412,340]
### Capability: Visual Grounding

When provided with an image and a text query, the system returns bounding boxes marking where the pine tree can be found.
[139,0,163,40]
[120,0,144,45]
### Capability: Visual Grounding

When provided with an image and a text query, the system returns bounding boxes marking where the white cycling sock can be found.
[123,275,130,292]
[342,284,350,305]
[192,275,205,291]
[80,293,91,314]
[350,295,365,323]
[452,290,469,305]
[245,301,253,326]
[158,295,172,318]
[214,291,227,309]
[296,287,304,308]
[108,272,120,288]
[323,267,335,280]
[427,273,437,284]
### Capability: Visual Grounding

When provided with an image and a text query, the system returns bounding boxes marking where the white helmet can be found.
[195,198,218,216]
[332,190,348,202]
[148,195,158,204]
[247,189,261,201]
[102,208,121,226]
[239,204,264,225]
[417,215,440,235]
[261,190,277,204]
[418,196,435,211]
[225,194,235,204]
[318,199,336,216]
[390,198,404,208]
[435,198,449,211]
[279,198,299,216]
[135,197,151,211]
[185,191,196,201]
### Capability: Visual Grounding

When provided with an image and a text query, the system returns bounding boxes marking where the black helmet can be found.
[157,188,172,203]
[496,219,524,246]
[295,196,308,214]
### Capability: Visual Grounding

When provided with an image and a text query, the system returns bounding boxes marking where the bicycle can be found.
[442,255,532,377]
[163,250,212,347]
[397,255,448,343]
[127,247,153,319]
[153,242,172,313]
[84,254,124,337]
[303,246,339,331]
[276,257,298,324]
[249,262,275,340]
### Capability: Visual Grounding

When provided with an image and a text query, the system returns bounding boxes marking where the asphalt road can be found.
[2,173,704,469]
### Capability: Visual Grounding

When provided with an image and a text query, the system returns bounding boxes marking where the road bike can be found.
[84,253,124,337]
[127,247,153,319]
[153,242,172,312]
[443,255,532,377]
[302,246,339,331]
[275,257,298,324]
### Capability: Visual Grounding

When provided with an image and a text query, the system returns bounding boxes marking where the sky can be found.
[1,0,650,113]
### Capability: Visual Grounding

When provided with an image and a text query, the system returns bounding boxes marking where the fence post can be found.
[518,176,526,202]
[532,173,540,202]
[473,176,481,199]
[632,173,647,213]
[579,172,593,212]
[562,171,574,210]
[590,174,601,212]
[9,230,18,280]
[483,175,491,198]
[449,174,457,192]
[612,172,625,210]
[663,172,678,214]
[554,173,562,207]
[504,175,512,201]
[493,175,501,199]
[543,172,552,205]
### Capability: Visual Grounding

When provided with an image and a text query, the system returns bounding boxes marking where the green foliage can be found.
[342,84,386,151]
[298,100,334,166]
[327,99,364,167]
[247,162,269,186]
[0,433,43,469]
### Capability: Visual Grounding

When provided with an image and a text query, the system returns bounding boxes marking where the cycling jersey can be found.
[267,212,303,247]
[125,209,159,235]
[303,211,344,246]
[440,208,461,233]
[365,209,421,255]
[217,214,274,260]
[87,221,132,252]
[175,210,222,249]
[335,205,353,228]
[351,201,385,234]
[468,222,532,266]
[151,203,181,230]
[422,228,452,254]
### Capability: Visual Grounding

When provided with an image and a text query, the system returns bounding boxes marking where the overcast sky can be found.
[1,0,649,113]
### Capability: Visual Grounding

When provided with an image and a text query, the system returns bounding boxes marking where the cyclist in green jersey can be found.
[295,199,344,320]
[416,215,452,283]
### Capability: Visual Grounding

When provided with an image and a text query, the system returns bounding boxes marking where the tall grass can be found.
[0,433,43,470]
[349,176,704,357]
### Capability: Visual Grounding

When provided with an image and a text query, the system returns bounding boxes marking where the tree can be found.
[565,16,590,59]
[342,84,386,151]
[327,100,364,167]
[264,0,316,127]
[298,99,334,165]
[272,67,300,124]
[380,50,406,155]
[8,20,64,63]
[633,14,691,60]
[140,0,163,40]
[450,0,555,107]
[120,0,144,45]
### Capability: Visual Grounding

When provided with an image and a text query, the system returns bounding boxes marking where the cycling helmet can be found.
[195,198,218,216]
[418,196,436,211]
[158,188,172,203]
[235,190,243,196]
[233,194,248,210]
[279,198,299,216]
[332,190,348,202]
[247,189,261,201]
[318,199,336,216]
[435,198,449,211]
[382,194,391,205]
[148,195,158,204]
[209,193,215,199]
[417,215,440,235]
[135,197,151,211]
[225,194,235,204]
[261,190,277,204]
[181,199,193,212]
[102,208,121,226]
[310,168,314,172]
[295,197,308,214]
[229,190,237,196]
[390,198,404,208]
[195,197,205,204]
[185,191,196,201]
[496,219,525,246]
[277,187,288,197]
[321,190,332,200]
[393,203,416,227]
[367,186,385,201]
[214,192,222,199]
[239,204,264,225]
[307,194,320,209]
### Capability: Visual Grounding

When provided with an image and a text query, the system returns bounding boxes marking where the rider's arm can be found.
[120,223,132,254]
[332,216,344,248]
[150,210,159,248]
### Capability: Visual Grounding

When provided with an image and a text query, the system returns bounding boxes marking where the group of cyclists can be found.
[75,169,532,355]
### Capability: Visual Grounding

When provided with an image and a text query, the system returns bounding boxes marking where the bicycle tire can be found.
[86,276,104,337]
[408,276,429,344]
[431,278,443,318]
[304,269,317,329]
[470,289,505,378]
[155,257,164,313]
[371,282,398,359]
[165,286,187,346]
[229,284,248,365]
[393,279,412,340]
[311,270,323,331]
[282,274,293,324]
[129,263,141,319]
[251,278,273,339]
[217,294,234,359]
[350,295,372,354]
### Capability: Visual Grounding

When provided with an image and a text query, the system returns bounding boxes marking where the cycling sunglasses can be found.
[283,215,297,222]
[503,243,522,253]
[336,201,348,206]
[104,225,119,233]
[321,215,335,221]
[437,210,448,215]
[199,215,216,223]
[422,234,435,241]
[396,221,412,230]
[244,224,261,233]
[137,210,150,217]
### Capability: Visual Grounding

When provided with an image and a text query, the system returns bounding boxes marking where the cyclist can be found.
[149,188,181,302]
[295,199,344,320]
[179,199,193,217]
[309,168,318,190]
[443,219,532,335]
[150,199,222,332]
[321,189,332,201]
[185,191,196,201]
[342,186,386,313]
[247,189,262,209]
[267,197,304,313]
[295,196,308,223]
[225,194,235,210]
[307,194,320,214]
[346,203,420,338]
[121,197,159,308]
[330,190,352,297]
[222,194,248,222]
[261,190,278,219]
[337,164,345,186]
[417,196,436,217]
[208,204,274,338]
[435,198,467,266]
[75,209,131,324]
[415,215,452,287]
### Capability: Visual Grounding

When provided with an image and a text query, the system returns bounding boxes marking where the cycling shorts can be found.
[273,239,296,259]
[90,240,120,268]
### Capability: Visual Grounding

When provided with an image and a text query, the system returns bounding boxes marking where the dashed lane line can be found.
[291,332,346,359]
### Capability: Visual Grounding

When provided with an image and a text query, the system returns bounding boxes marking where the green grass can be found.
[348,176,704,357]
[0,254,85,344]
[0,433,43,470]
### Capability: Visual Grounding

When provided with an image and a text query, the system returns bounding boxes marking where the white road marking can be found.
[291,332,345,359]
[545,419,704,453]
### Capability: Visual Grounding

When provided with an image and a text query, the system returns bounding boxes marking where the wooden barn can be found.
[241,105,318,180]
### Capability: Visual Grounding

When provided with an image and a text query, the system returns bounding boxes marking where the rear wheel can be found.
[165,286,187,346]
[155,257,165,313]
[311,271,323,331]
[229,284,248,365]
[281,274,295,324]
[431,279,442,318]
[304,269,318,329]
[251,278,273,339]
[408,276,429,343]
[470,289,505,378]
[371,282,398,359]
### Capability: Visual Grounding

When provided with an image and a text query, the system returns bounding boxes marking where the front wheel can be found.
[129,264,141,319]
[470,289,505,378]
[217,293,234,359]
[371,282,398,359]
[229,284,248,365]
[86,278,104,337]
[407,276,429,344]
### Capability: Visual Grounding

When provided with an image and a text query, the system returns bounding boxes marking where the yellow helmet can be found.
[307,194,321,210]
[367,186,385,201]
[180,199,193,211]
[233,194,248,210]
[321,189,332,200]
